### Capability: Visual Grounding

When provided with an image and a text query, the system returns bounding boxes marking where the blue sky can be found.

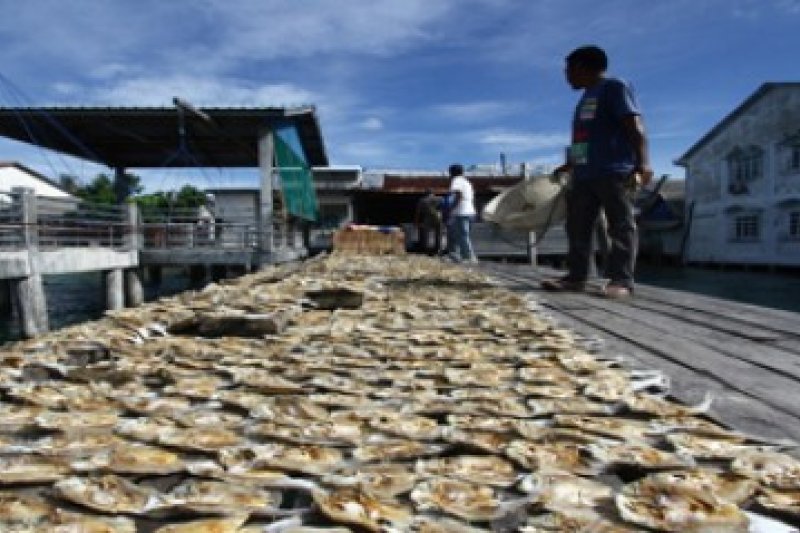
[1,0,799,191]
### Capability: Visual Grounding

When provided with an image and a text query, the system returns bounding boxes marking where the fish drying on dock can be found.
[0,254,798,531]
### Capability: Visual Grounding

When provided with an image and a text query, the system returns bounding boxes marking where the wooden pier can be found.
[480,262,800,445]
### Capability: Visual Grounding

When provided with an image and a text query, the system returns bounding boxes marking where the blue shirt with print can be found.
[570,77,641,180]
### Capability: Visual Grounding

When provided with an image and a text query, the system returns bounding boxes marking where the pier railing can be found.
[0,190,130,250]
[0,190,304,254]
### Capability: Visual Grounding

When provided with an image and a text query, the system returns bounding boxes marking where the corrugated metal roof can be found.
[0,105,328,169]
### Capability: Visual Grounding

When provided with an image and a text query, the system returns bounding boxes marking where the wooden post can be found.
[105,269,125,311]
[13,190,49,336]
[258,127,275,260]
[527,231,537,266]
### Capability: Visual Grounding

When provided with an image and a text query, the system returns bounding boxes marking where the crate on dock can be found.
[332,225,406,256]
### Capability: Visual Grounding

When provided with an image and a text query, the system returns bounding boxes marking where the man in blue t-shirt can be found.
[542,45,653,298]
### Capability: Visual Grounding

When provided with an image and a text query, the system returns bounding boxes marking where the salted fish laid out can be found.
[615,476,750,532]
[220,443,344,476]
[446,414,519,434]
[756,488,800,519]
[732,450,800,490]
[352,437,448,463]
[623,392,713,418]
[410,477,533,523]
[312,487,412,532]
[54,475,164,515]
[0,492,138,533]
[72,442,186,475]
[518,508,642,532]
[153,515,250,533]
[505,439,602,476]
[551,414,656,441]
[0,492,54,530]
[440,427,516,454]
[321,463,418,499]
[407,515,492,532]
[518,472,613,510]
[250,396,331,422]
[634,470,758,505]
[0,403,43,431]
[586,442,695,471]
[157,426,242,453]
[164,478,282,516]
[34,409,120,431]
[0,454,70,484]
[35,431,122,457]
[367,412,442,441]
[666,432,780,461]
[38,509,138,533]
[415,455,519,487]
[245,420,361,447]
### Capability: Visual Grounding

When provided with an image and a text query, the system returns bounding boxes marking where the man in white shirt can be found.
[446,164,478,263]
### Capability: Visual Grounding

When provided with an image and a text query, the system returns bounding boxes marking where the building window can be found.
[730,214,760,242]
[790,211,800,240]
[791,146,800,172]
[726,146,764,194]
[778,131,800,175]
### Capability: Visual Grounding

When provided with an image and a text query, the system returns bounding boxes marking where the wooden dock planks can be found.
[480,262,800,444]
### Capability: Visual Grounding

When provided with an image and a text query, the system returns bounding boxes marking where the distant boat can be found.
[482,174,567,235]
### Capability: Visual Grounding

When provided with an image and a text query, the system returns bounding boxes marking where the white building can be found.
[0,161,78,214]
[676,83,800,266]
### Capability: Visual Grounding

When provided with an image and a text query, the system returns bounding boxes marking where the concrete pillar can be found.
[105,269,125,311]
[125,203,142,251]
[258,127,275,257]
[13,274,48,337]
[13,190,49,337]
[125,269,144,307]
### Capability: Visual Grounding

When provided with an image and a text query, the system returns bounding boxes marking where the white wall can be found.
[683,86,800,265]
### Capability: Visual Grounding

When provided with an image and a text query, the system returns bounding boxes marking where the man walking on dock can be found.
[542,45,652,298]
[445,164,478,263]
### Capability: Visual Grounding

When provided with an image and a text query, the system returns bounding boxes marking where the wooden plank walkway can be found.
[479,262,800,445]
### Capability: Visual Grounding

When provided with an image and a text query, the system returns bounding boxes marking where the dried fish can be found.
[165,478,281,515]
[153,515,250,533]
[518,472,612,510]
[505,440,601,475]
[731,450,800,490]
[322,463,418,499]
[410,477,532,522]
[312,487,412,532]
[616,476,749,532]
[0,454,70,484]
[54,475,163,514]
[416,455,518,487]
[756,488,800,519]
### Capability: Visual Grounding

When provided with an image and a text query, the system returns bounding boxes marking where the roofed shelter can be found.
[0,103,329,258]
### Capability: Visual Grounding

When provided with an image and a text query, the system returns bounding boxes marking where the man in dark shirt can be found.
[414,189,443,255]
[542,45,653,298]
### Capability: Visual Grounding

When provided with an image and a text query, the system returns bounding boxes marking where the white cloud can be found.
[434,101,522,122]
[87,76,317,107]
[359,117,384,131]
[478,130,568,153]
